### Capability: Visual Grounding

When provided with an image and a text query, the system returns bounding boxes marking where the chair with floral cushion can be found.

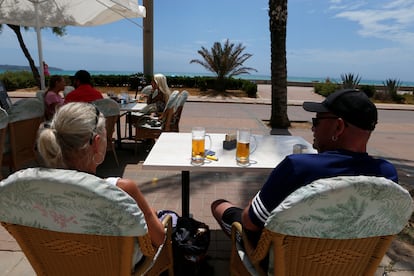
[92,98,120,166]
[168,90,188,132]
[0,107,8,180]
[0,167,174,276]
[131,90,180,154]
[230,175,413,276]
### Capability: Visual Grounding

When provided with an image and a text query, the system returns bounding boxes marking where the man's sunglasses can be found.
[311,116,338,127]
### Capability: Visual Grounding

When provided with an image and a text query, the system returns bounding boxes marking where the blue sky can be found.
[1,0,414,82]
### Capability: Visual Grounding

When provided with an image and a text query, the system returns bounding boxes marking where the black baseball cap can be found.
[303,89,378,130]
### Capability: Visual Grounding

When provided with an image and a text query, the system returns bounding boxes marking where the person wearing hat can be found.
[211,89,398,245]
[64,70,103,104]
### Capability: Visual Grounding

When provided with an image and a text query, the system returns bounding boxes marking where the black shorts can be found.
[220,206,261,245]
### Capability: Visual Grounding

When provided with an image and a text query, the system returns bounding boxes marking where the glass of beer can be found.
[191,127,211,166]
[236,128,256,166]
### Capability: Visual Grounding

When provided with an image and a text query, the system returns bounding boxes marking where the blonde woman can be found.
[37,102,165,264]
[144,73,172,114]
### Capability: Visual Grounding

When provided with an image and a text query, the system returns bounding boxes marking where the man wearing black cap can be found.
[211,89,398,243]
[64,70,103,104]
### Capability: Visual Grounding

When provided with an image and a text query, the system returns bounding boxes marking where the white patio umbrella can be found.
[0,0,146,90]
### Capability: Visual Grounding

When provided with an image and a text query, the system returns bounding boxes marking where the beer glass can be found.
[191,127,211,166]
[236,128,256,166]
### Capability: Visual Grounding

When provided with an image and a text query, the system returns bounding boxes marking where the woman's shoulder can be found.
[114,178,138,190]
[44,91,63,104]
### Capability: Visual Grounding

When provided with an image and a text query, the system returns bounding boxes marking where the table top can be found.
[119,102,147,112]
[143,132,317,172]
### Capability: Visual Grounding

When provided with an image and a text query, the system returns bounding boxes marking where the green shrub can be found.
[242,81,257,98]
[382,78,404,103]
[314,81,340,97]
[0,71,37,90]
[195,77,208,91]
[359,85,376,98]
[92,74,133,88]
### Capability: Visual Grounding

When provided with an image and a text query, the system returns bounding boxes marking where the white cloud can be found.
[333,1,414,46]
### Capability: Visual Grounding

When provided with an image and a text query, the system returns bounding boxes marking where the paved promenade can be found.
[0,85,413,275]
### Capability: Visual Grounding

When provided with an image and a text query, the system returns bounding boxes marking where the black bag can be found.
[157,210,211,275]
[173,216,210,263]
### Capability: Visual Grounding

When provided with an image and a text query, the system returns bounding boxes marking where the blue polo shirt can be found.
[249,150,398,228]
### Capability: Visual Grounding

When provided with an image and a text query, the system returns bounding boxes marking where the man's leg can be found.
[211,199,242,238]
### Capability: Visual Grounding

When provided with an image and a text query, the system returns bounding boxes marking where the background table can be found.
[119,102,147,113]
[117,102,147,147]
[143,132,316,217]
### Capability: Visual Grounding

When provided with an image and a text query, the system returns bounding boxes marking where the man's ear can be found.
[335,118,347,136]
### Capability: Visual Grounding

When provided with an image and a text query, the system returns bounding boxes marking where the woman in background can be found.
[143,73,172,114]
[44,75,65,121]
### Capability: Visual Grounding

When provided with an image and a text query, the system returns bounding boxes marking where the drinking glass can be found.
[236,128,257,166]
[191,127,211,166]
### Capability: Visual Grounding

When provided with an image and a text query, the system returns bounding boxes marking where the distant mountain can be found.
[0,64,63,71]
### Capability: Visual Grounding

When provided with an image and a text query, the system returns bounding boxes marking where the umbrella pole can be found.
[35,2,45,91]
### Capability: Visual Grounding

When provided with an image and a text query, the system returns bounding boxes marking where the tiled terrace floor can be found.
[1,85,413,275]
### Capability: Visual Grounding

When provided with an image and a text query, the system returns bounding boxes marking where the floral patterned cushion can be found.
[0,167,147,237]
[0,107,8,129]
[165,90,179,109]
[174,91,188,112]
[92,98,120,117]
[265,175,413,239]
[7,98,44,123]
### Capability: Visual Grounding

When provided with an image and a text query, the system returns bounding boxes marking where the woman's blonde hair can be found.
[153,73,172,102]
[37,102,106,168]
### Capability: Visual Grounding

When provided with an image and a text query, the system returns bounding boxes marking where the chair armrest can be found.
[231,222,260,261]
[135,215,174,276]
[161,214,173,239]
[138,214,172,258]
[231,222,269,276]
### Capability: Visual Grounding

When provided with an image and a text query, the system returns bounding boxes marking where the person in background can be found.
[44,75,65,121]
[37,102,165,266]
[211,89,398,245]
[141,73,172,115]
[64,70,103,104]
[43,61,50,77]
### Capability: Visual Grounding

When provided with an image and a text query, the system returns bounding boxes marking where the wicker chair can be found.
[230,175,414,276]
[0,168,174,276]
[2,98,44,171]
[92,98,120,166]
[0,107,8,180]
[132,90,187,154]
[168,90,188,132]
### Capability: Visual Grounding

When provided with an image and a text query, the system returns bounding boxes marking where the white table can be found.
[119,102,147,112]
[143,132,316,217]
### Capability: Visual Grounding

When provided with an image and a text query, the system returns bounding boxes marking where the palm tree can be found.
[383,78,402,101]
[269,0,290,128]
[0,24,65,87]
[340,73,361,89]
[190,39,257,91]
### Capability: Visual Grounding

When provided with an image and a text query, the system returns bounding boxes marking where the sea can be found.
[2,69,414,87]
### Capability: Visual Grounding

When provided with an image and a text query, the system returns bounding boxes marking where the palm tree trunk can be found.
[269,0,290,129]
[7,24,40,87]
